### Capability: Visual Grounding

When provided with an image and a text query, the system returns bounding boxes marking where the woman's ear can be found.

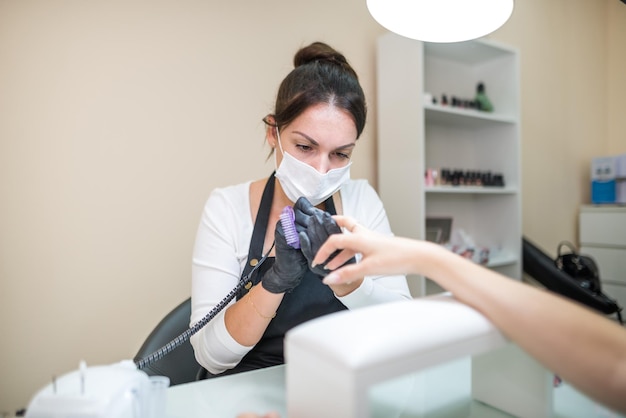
[267,125,278,148]
[263,114,278,147]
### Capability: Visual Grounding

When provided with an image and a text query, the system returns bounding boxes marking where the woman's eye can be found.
[296,144,312,152]
[334,152,350,160]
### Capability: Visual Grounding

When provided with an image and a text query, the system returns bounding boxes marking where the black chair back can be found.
[134,298,203,385]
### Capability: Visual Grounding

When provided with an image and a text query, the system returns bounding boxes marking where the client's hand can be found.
[294,197,355,276]
[313,215,421,285]
[261,221,308,294]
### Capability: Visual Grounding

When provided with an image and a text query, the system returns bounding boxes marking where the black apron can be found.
[212,172,348,377]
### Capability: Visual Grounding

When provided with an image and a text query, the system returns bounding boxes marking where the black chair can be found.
[522,237,623,322]
[133,298,203,385]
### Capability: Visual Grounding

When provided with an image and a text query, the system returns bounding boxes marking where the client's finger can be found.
[323,262,364,285]
[333,215,360,233]
[311,233,354,267]
[323,249,354,271]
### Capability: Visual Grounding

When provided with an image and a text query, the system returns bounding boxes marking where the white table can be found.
[166,360,624,418]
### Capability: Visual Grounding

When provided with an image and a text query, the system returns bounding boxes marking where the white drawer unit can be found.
[579,205,626,308]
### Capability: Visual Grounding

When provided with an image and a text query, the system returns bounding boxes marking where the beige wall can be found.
[0,0,624,413]
[495,0,625,250]
[608,0,626,154]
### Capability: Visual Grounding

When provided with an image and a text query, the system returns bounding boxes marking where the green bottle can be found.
[475,82,493,112]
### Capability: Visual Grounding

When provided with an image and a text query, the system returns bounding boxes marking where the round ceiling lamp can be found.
[367,0,514,43]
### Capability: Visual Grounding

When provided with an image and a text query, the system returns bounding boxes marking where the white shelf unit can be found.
[376,33,522,297]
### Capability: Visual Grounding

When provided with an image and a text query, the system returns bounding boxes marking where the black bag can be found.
[554,241,601,294]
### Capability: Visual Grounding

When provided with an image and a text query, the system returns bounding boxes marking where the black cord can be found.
[135,243,275,370]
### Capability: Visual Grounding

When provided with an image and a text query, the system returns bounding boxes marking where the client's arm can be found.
[314,216,626,415]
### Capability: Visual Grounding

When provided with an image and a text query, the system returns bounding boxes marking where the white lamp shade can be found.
[367,0,514,43]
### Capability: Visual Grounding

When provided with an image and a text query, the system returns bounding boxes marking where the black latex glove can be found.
[261,220,308,294]
[294,197,356,277]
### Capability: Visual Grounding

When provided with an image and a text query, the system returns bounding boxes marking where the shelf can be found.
[426,186,517,195]
[424,104,516,127]
[439,247,517,269]
[486,251,518,268]
[377,33,521,296]
[424,39,515,66]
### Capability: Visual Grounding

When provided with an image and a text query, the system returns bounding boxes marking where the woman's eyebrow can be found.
[335,143,356,151]
[293,130,356,150]
[292,131,319,146]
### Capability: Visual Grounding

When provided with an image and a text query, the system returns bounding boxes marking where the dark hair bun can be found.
[294,42,358,80]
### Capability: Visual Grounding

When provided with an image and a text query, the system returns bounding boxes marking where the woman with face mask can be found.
[190,42,411,378]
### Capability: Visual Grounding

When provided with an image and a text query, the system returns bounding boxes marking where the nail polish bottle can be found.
[425,169,434,187]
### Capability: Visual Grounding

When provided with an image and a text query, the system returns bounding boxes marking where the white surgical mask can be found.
[274,128,351,206]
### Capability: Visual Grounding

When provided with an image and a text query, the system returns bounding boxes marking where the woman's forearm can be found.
[225,284,283,346]
[414,242,626,414]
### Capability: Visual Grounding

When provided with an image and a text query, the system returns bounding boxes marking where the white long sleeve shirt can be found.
[190,178,411,374]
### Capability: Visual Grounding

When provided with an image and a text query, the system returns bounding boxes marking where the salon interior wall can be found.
[0,0,624,413]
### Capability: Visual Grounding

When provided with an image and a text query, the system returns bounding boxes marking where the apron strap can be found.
[239,172,338,296]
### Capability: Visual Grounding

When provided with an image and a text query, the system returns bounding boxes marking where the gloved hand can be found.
[261,220,308,294]
[294,197,355,277]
